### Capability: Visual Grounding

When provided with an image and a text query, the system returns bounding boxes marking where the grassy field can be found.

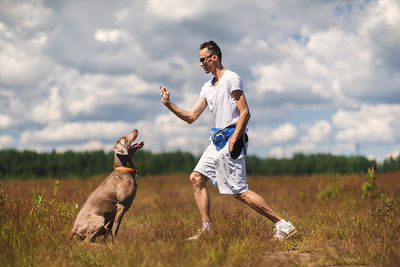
[0,171,399,266]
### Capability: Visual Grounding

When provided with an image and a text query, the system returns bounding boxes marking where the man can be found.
[159,41,296,240]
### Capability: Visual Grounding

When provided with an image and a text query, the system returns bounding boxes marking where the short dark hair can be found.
[200,40,222,62]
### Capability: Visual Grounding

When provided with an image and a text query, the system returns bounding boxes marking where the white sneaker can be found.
[273,222,297,240]
[186,227,213,240]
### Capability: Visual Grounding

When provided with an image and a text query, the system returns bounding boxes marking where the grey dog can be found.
[71,129,144,242]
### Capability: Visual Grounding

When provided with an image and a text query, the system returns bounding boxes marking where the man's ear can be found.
[115,138,128,155]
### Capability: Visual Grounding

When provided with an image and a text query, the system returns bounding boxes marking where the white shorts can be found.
[193,141,249,194]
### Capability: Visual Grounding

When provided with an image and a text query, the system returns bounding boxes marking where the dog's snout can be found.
[126,129,138,145]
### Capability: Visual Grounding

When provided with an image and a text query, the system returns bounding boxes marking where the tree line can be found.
[0,148,398,180]
[0,149,197,179]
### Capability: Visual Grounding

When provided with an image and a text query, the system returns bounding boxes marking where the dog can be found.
[71,129,144,242]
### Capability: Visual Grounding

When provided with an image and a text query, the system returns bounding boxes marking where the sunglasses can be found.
[200,54,215,63]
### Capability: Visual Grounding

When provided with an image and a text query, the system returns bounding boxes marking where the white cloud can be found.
[53,70,158,117]
[18,114,211,155]
[360,0,400,34]
[286,142,316,156]
[94,29,128,43]
[0,0,53,30]
[32,87,62,124]
[146,0,203,21]
[56,140,113,153]
[251,64,288,93]
[330,142,356,156]
[382,146,400,161]
[269,146,284,158]
[0,113,13,128]
[249,123,297,147]
[333,104,400,144]
[301,120,331,143]
[0,21,52,85]
[0,89,25,127]
[20,121,134,145]
[0,135,15,148]
[250,27,374,108]
[248,1,400,111]
[114,9,129,24]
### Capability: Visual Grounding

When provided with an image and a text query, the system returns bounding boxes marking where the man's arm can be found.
[160,86,207,124]
[229,90,251,153]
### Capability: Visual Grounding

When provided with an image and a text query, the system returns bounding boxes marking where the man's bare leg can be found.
[234,190,297,239]
[234,190,282,223]
[190,171,211,223]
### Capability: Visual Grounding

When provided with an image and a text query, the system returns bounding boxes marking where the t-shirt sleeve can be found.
[200,87,206,99]
[199,82,208,99]
[229,73,243,93]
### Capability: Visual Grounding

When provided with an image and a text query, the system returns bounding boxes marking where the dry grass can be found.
[0,171,399,266]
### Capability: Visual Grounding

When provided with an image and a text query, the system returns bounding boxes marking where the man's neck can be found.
[212,66,226,85]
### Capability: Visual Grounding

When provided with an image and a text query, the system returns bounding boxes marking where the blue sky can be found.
[0,0,399,161]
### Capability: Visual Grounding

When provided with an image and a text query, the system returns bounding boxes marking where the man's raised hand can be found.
[160,86,170,105]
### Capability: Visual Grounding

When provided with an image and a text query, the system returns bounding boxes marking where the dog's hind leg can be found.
[84,225,104,242]
[83,216,105,242]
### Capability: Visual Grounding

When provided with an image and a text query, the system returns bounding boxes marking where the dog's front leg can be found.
[104,220,114,237]
[111,203,126,238]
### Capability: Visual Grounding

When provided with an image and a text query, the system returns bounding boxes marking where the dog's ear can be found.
[114,137,128,155]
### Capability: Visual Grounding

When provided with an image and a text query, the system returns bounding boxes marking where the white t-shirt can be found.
[200,70,243,128]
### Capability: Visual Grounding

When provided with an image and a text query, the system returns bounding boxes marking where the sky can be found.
[0,0,399,161]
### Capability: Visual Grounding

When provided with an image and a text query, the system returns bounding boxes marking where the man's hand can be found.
[160,86,170,105]
[228,138,236,154]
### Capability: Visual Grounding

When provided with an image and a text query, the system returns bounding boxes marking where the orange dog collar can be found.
[114,167,138,173]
